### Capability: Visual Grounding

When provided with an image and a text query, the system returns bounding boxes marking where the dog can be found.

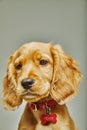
[3,42,82,130]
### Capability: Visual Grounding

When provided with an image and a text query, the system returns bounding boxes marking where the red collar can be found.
[28,99,57,125]
[29,99,57,111]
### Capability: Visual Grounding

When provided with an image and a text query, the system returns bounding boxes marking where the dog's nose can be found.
[21,78,35,89]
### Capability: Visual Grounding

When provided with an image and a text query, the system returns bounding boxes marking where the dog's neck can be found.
[29,99,57,111]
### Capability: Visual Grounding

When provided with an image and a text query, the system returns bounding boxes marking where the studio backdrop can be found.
[0,0,86,130]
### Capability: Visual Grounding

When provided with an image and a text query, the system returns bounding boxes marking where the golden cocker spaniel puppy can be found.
[3,42,82,130]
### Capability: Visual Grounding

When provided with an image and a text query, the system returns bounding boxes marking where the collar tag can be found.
[41,113,57,125]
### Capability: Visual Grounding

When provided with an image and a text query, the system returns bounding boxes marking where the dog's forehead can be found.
[13,42,53,61]
[20,42,51,54]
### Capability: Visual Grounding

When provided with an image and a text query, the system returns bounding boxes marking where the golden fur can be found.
[3,42,82,130]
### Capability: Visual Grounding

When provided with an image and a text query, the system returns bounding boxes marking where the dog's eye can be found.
[15,63,22,70]
[39,59,49,65]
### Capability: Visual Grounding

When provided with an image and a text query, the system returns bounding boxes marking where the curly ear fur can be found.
[50,45,82,104]
[3,56,23,110]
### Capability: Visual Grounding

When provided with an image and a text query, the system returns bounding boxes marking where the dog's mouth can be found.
[22,91,38,98]
[22,91,49,102]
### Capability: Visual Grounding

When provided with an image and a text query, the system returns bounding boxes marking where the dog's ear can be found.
[50,45,82,104]
[3,55,23,110]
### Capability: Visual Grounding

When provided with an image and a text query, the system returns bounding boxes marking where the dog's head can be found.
[3,42,82,110]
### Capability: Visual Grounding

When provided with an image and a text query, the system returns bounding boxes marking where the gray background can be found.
[0,0,86,130]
